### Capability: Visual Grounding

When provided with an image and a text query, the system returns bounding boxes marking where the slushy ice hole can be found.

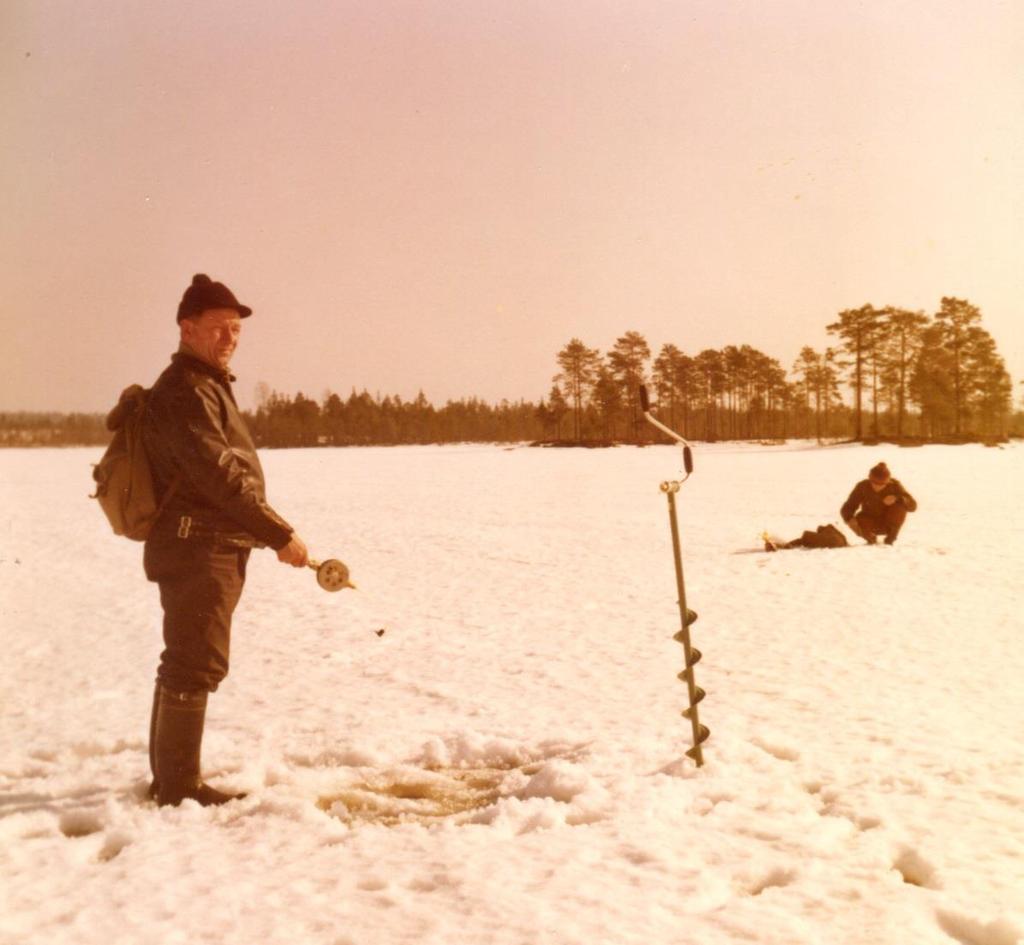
[317,762,545,826]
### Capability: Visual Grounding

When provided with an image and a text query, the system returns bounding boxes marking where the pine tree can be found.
[547,383,570,441]
[652,344,692,434]
[792,347,819,438]
[880,308,928,437]
[818,349,842,440]
[934,297,982,436]
[554,339,601,442]
[592,363,623,439]
[827,305,884,440]
[910,299,1011,439]
[693,349,725,440]
[322,391,346,445]
[963,329,1012,436]
[607,331,651,441]
[911,322,954,436]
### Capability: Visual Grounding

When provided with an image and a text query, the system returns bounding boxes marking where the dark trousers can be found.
[855,504,908,544]
[144,539,250,692]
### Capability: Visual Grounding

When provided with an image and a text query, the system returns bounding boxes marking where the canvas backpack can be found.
[91,385,178,540]
[797,523,849,549]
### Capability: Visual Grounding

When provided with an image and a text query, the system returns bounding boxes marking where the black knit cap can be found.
[869,462,891,482]
[176,273,253,322]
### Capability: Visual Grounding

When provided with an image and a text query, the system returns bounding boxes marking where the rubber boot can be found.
[147,680,161,800]
[883,504,908,545]
[852,515,878,544]
[153,686,246,807]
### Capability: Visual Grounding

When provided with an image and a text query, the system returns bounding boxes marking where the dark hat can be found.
[869,462,891,482]
[176,273,252,322]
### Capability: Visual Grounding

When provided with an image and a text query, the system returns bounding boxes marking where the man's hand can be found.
[845,517,864,537]
[882,495,897,506]
[276,534,309,568]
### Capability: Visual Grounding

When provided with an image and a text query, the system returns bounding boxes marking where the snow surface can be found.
[1,441,1022,945]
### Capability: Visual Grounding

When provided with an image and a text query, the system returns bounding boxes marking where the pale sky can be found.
[2,0,1022,412]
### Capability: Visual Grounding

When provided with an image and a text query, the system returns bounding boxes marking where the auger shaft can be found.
[664,485,708,766]
[639,382,708,768]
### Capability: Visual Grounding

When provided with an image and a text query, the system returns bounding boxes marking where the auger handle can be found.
[639,385,694,476]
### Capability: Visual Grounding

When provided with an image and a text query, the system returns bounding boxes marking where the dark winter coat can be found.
[840,478,917,524]
[142,350,293,550]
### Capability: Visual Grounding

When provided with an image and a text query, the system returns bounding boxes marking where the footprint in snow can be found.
[743,866,797,896]
[97,830,133,862]
[892,848,942,889]
[58,809,104,838]
[57,809,135,863]
[750,737,800,762]
[935,909,1023,945]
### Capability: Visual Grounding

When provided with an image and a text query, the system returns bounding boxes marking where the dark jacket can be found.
[143,350,293,549]
[840,478,917,523]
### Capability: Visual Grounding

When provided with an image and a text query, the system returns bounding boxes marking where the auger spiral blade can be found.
[685,725,711,761]
[681,688,706,717]
[674,642,702,665]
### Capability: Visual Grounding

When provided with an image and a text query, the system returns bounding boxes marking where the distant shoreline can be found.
[2,434,1015,450]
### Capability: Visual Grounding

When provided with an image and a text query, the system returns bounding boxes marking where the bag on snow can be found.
[91,385,177,541]
[793,524,848,549]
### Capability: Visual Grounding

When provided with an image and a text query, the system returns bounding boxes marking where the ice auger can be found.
[639,385,709,767]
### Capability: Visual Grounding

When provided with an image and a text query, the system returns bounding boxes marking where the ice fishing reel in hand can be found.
[308,558,355,592]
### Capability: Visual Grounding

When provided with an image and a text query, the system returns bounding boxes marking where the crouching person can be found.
[841,462,917,545]
[142,274,309,806]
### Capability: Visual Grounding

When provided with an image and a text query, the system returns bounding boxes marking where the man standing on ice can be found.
[142,274,309,807]
[841,462,917,545]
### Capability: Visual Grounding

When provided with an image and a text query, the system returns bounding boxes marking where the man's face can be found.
[869,478,889,492]
[180,308,242,371]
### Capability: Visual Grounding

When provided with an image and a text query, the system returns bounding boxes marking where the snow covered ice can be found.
[1,441,1023,945]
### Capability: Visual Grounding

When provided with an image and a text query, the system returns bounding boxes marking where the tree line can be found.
[246,387,543,446]
[547,297,1015,444]
[0,392,545,448]
[2,296,1018,447]
[0,411,109,446]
